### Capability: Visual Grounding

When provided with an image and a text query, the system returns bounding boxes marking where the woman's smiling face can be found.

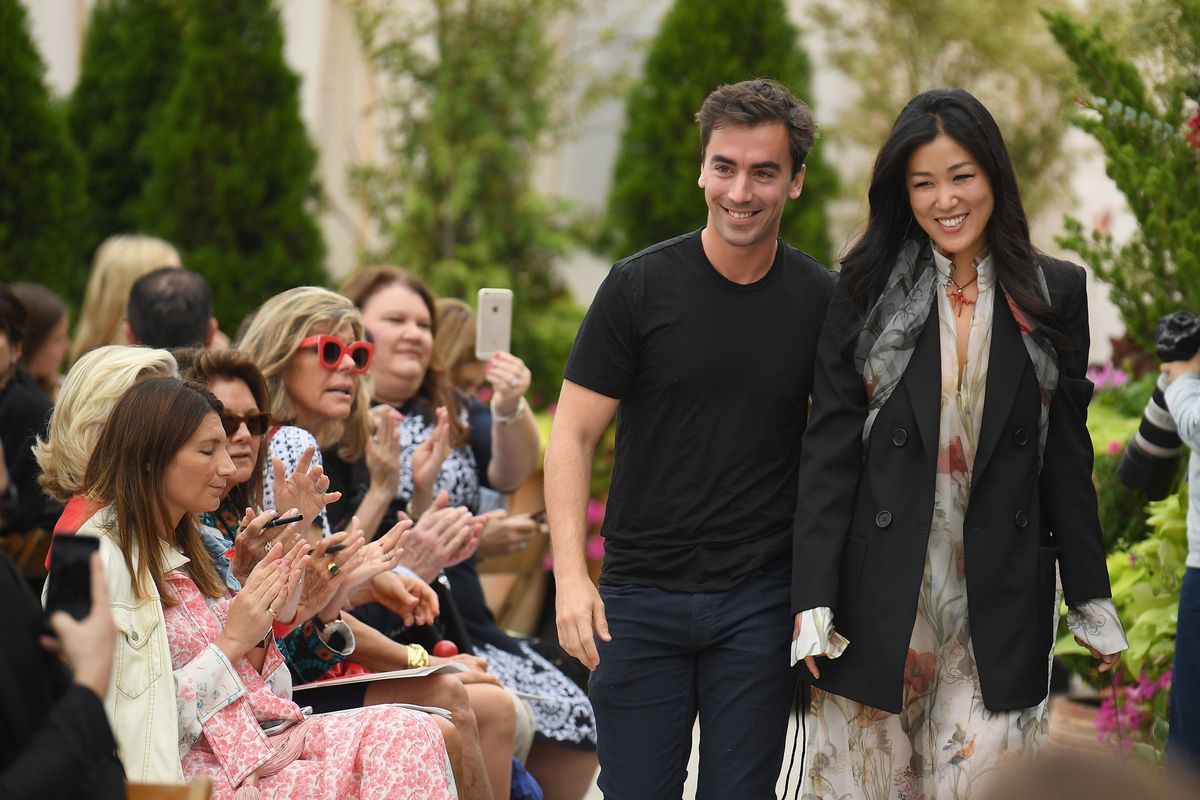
[906,133,994,264]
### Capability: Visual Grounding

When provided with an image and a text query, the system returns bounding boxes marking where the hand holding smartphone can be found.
[475,288,513,360]
[45,535,100,623]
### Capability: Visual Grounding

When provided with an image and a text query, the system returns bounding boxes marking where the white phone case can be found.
[475,288,513,360]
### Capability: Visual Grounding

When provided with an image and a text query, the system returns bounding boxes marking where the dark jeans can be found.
[589,569,796,800]
[1170,567,1200,771]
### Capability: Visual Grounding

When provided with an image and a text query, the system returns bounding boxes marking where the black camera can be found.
[1115,310,1200,499]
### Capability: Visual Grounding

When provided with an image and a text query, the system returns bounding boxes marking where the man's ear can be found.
[789,164,807,200]
[206,317,218,348]
[122,320,139,346]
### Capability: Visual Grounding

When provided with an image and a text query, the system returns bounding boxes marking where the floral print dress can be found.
[162,566,456,800]
[803,253,1124,800]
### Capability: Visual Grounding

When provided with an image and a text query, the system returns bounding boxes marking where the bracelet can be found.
[491,395,527,425]
[405,643,430,669]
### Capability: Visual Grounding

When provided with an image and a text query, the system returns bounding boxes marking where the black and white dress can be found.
[398,401,597,750]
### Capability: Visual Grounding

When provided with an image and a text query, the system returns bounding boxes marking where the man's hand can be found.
[1162,350,1200,384]
[555,575,610,671]
[41,553,116,699]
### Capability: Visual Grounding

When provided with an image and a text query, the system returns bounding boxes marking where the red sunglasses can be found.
[299,335,375,374]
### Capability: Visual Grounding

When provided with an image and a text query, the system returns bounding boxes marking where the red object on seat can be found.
[432,640,459,658]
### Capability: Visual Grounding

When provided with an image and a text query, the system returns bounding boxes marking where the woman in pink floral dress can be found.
[81,375,459,799]
[790,89,1127,798]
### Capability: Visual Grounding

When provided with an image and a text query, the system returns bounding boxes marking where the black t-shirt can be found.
[564,230,834,592]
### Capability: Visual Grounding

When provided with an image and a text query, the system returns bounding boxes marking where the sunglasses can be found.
[299,334,374,374]
[221,411,271,437]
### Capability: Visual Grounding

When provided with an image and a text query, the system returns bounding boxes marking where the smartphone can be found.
[44,535,100,623]
[475,288,513,360]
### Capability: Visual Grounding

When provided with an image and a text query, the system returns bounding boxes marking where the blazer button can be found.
[131,631,139,641]
[892,428,908,446]
[1014,511,1029,528]
[875,510,893,528]
[1013,427,1030,446]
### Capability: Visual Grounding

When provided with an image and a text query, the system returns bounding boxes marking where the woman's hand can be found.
[476,511,541,559]
[793,612,821,680]
[433,653,501,686]
[365,405,403,500]
[271,538,313,628]
[395,502,479,582]
[349,569,439,627]
[297,525,367,623]
[324,519,414,620]
[230,507,304,585]
[1074,635,1121,673]
[410,407,451,516]
[272,445,342,531]
[486,352,531,417]
[217,542,290,662]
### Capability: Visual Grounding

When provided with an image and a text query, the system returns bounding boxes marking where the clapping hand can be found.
[272,445,342,535]
[230,507,305,585]
[294,524,367,623]
[365,405,403,499]
[395,495,479,582]
[219,538,310,662]
[410,407,451,517]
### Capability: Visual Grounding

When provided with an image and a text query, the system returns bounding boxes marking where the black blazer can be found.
[791,256,1111,713]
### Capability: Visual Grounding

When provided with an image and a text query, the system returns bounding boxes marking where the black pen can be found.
[263,513,304,529]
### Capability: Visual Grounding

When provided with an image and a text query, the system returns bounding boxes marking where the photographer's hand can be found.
[40,553,117,699]
[1162,351,1200,384]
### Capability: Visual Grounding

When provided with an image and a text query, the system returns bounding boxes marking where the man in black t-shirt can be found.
[545,79,834,799]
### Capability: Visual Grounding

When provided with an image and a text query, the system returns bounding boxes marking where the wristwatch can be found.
[318,614,352,653]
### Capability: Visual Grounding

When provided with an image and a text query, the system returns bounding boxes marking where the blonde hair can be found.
[34,345,178,502]
[237,287,371,460]
[433,297,478,389]
[70,234,182,363]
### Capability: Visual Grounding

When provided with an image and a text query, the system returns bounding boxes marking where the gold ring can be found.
[327,562,340,576]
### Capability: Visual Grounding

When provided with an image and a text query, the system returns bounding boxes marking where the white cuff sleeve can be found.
[1066,597,1128,656]
[790,606,849,667]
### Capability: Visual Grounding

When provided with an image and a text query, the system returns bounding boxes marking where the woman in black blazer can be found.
[789,89,1127,799]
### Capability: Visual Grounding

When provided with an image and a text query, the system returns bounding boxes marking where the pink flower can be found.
[1108,440,1123,455]
[1159,670,1173,691]
[586,498,606,528]
[1187,110,1200,147]
[585,535,606,560]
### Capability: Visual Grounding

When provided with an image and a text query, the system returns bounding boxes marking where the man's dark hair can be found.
[126,267,212,349]
[0,283,27,348]
[695,78,816,177]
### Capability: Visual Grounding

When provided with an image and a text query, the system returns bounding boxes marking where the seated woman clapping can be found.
[78,376,460,799]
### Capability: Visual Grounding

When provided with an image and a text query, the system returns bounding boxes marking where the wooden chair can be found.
[0,527,49,577]
[126,776,213,800]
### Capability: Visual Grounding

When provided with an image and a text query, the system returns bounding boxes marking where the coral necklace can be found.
[947,273,978,318]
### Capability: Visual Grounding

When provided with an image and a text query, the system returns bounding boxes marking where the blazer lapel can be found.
[973,289,1027,482]
[902,305,942,468]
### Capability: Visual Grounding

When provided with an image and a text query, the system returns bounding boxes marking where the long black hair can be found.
[841,88,1067,353]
